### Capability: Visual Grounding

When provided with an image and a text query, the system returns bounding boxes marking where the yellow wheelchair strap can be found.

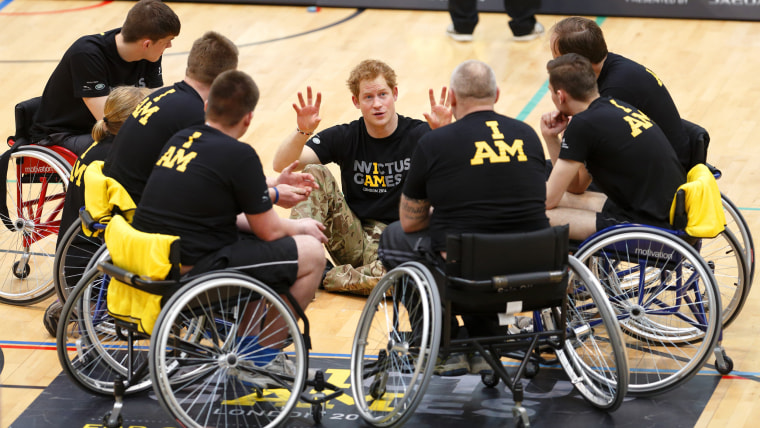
[669,163,726,238]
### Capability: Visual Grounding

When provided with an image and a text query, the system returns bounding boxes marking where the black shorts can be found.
[186,234,299,293]
[595,198,635,231]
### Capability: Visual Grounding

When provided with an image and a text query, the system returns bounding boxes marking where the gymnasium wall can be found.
[182,0,760,21]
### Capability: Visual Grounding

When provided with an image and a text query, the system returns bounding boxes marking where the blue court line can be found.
[0,0,13,12]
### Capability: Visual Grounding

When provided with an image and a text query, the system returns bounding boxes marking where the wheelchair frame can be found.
[350,226,629,428]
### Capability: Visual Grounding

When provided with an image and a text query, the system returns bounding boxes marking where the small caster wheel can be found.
[12,261,30,279]
[481,372,499,388]
[716,354,734,375]
[102,411,122,428]
[311,402,323,424]
[524,361,539,378]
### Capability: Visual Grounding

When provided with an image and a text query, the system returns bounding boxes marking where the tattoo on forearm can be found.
[401,198,430,220]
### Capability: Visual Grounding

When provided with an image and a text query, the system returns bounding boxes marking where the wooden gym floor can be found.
[1,1,759,427]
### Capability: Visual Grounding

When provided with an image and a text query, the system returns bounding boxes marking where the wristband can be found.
[272,186,279,204]
[296,127,314,136]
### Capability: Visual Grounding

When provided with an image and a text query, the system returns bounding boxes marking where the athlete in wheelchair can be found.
[541,53,730,396]
[352,60,629,427]
[56,70,342,428]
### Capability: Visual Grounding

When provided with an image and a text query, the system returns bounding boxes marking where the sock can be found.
[236,335,277,365]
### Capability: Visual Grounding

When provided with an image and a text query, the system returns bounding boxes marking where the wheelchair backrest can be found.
[82,161,136,234]
[682,118,710,170]
[104,213,181,335]
[446,225,569,280]
[444,225,569,313]
[10,97,41,146]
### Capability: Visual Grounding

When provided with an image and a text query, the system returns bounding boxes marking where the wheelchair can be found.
[351,225,629,428]
[56,214,341,428]
[571,163,736,396]
[1,97,77,305]
[55,163,341,427]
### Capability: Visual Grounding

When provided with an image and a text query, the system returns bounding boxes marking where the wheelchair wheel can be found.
[350,262,441,427]
[54,218,102,303]
[150,272,308,428]
[575,227,721,396]
[556,256,628,411]
[721,193,754,287]
[0,145,70,305]
[696,228,748,328]
[56,260,152,396]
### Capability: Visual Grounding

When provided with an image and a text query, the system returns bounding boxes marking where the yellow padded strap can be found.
[669,164,725,238]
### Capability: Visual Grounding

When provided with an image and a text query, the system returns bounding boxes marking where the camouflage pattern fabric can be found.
[290,165,387,295]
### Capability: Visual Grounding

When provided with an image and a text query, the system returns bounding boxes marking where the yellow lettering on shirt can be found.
[645,67,663,86]
[470,139,527,165]
[485,120,505,140]
[156,146,197,172]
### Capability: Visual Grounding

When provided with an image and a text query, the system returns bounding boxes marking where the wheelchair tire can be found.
[721,193,754,288]
[150,271,308,428]
[555,256,629,411]
[56,260,153,396]
[696,227,748,329]
[350,262,441,427]
[53,218,103,303]
[0,145,70,305]
[575,227,721,396]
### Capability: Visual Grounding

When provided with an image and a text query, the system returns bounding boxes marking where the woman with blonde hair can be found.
[48,86,151,323]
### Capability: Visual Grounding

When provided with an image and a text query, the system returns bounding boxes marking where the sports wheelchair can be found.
[351,225,629,428]
[1,97,77,305]
[55,166,340,428]
[572,163,733,396]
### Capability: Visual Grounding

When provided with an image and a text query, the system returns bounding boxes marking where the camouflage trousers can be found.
[290,165,387,295]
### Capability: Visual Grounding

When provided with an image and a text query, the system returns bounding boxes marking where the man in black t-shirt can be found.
[104,31,238,205]
[273,59,450,295]
[379,60,549,376]
[549,17,692,170]
[133,70,327,370]
[29,0,180,155]
[541,54,685,240]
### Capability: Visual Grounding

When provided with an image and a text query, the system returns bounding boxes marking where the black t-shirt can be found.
[560,97,686,228]
[404,111,549,251]
[132,124,271,264]
[58,135,115,240]
[104,81,205,204]
[31,28,163,142]
[598,52,690,169]
[306,115,429,224]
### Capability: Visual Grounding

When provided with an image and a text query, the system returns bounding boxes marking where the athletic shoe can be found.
[446,24,474,42]
[513,22,545,42]
[468,352,493,375]
[508,316,534,335]
[434,352,469,376]
[43,300,62,337]
[239,352,296,388]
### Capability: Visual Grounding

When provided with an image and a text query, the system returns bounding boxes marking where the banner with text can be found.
[196,0,760,21]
